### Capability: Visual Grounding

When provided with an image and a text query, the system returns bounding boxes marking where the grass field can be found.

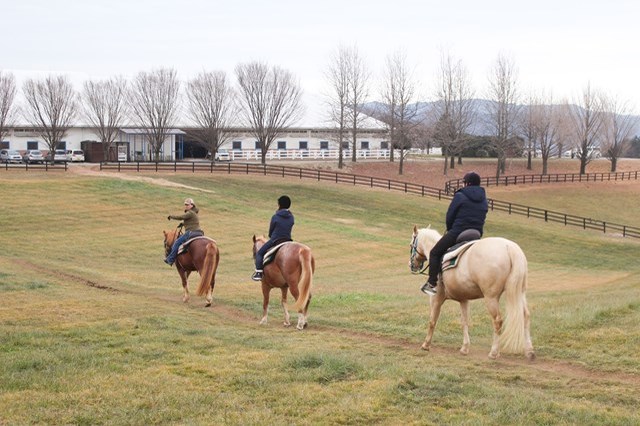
[0,168,639,425]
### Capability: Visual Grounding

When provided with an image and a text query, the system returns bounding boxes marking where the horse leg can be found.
[421,295,445,351]
[459,300,471,355]
[523,295,536,361]
[288,283,306,331]
[179,269,190,303]
[280,287,291,327]
[484,297,503,359]
[259,283,270,325]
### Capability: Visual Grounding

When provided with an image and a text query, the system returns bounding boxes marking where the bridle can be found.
[410,232,429,275]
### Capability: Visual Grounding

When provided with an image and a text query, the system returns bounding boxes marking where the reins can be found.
[410,233,429,275]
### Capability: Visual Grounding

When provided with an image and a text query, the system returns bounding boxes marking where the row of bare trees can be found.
[323,46,639,176]
[0,64,303,164]
[2,52,638,171]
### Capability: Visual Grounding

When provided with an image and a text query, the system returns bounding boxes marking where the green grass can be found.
[0,170,639,424]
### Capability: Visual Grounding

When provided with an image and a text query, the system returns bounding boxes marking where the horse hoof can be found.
[283,322,291,327]
[205,302,211,307]
[420,344,430,351]
[488,352,499,360]
[526,351,536,362]
[459,348,469,356]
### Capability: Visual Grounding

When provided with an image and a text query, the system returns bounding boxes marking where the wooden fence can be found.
[445,170,640,194]
[95,161,640,239]
[0,161,68,171]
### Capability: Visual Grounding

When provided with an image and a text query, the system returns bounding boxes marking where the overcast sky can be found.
[2,0,640,115]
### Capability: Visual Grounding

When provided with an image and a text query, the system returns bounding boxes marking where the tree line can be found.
[1,49,638,173]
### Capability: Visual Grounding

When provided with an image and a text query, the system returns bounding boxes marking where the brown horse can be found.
[252,235,315,330]
[410,225,535,360]
[163,228,220,307]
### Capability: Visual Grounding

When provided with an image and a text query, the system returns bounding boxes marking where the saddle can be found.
[263,239,293,266]
[441,229,481,272]
[176,232,214,256]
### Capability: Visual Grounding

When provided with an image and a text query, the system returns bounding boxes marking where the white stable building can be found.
[1,122,390,162]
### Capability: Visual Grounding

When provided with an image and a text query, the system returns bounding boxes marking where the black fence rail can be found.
[489,199,640,238]
[0,161,69,171]
[99,161,640,239]
[445,170,640,194]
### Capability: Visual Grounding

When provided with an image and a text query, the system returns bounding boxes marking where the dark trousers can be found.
[428,232,459,284]
[255,239,277,270]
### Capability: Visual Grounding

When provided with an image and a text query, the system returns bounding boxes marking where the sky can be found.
[2,0,640,119]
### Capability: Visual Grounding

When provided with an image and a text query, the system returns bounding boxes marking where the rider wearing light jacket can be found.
[421,172,488,295]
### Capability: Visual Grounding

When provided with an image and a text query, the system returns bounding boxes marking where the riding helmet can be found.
[463,172,481,186]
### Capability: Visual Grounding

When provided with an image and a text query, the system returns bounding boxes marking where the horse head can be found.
[164,230,178,256]
[252,234,267,259]
[409,225,440,274]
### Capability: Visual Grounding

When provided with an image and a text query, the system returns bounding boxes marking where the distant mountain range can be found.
[360,99,511,136]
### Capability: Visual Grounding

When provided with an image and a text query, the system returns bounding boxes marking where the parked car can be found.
[22,150,44,164]
[0,149,23,163]
[53,149,70,163]
[215,149,231,161]
[68,149,85,162]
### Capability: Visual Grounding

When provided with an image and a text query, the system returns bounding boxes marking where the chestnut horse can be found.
[163,227,219,307]
[252,235,315,330]
[410,226,535,360]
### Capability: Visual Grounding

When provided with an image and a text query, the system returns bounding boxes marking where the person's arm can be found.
[169,211,194,221]
[267,215,277,238]
[445,193,463,230]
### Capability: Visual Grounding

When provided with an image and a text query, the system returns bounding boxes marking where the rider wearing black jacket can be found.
[421,172,488,295]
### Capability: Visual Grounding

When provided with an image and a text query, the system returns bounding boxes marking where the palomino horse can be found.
[252,235,315,330]
[410,226,535,360]
[163,227,220,307]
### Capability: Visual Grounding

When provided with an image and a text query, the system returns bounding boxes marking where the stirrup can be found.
[251,271,263,281]
[420,282,437,296]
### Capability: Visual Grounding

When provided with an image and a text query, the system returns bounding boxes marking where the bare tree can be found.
[22,75,78,160]
[570,83,605,174]
[346,46,370,163]
[185,70,237,163]
[380,50,419,174]
[531,92,563,175]
[235,61,303,165]
[129,68,181,161]
[325,45,351,169]
[0,71,17,144]
[486,53,520,179]
[81,76,129,161]
[433,51,476,175]
[520,92,539,170]
[600,94,638,172]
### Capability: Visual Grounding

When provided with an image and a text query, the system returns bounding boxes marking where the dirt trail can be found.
[14,257,639,389]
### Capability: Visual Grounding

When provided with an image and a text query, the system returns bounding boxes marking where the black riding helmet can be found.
[463,172,481,186]
[278,195,291,209]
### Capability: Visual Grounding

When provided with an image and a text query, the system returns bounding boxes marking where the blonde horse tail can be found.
[196,242,219,297]
[500,243,529,354]
[293,247,314,312]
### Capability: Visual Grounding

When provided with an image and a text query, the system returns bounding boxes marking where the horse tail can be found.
[293,247,314,312]
[500,242,529,354]
[196,241,219,297]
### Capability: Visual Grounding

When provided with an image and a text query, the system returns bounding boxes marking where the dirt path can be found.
[14,257,639,389]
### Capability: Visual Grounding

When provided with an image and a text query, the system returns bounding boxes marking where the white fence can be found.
[224,149,392,161]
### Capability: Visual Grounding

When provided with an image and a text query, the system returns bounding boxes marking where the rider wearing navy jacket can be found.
[251,195,294,281]
[421,172,488,295]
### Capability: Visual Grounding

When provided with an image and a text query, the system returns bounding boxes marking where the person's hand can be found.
[167,216,171,220]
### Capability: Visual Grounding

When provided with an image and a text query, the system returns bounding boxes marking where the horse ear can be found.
[413,224,417,234]
[427,224,431,230]
[252,234,256,243]
[163,230,167,237]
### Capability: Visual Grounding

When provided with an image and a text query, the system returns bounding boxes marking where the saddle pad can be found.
[177,236,216,255]
[264,242,291,265]
[441,240,477,272]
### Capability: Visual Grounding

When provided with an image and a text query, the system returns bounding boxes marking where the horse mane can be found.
[418,226,441,243]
